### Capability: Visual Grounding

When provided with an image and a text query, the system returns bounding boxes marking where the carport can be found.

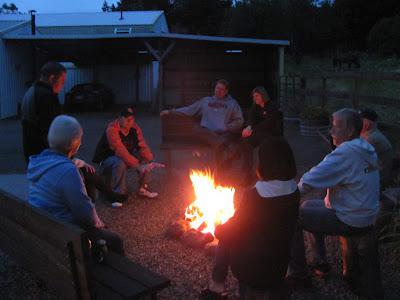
[3,31,288,112]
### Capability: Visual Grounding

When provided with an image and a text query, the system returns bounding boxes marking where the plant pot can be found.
[299,119,329,136]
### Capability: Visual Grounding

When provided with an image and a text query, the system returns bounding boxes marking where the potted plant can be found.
[299,106,330,136]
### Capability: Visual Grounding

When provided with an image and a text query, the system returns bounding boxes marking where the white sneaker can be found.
[138,187,158,199]
[111,201,123,208]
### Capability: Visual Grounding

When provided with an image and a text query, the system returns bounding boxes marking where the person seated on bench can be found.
[238,86,283,186]
[93,107,164,201]
[201,137,299,299]
[360,109,393,189]
[286,108,380,288]
[27,115,124,255]
[160,79,244,169]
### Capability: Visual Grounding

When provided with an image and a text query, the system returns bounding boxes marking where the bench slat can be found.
[91,263,149,299]
[105,253,170,290]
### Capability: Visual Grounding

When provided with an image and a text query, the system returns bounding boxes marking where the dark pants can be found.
[288,199,373,276]
[22,120,47,164]
[100,156,151,195]
[86,227,125,256]
[192,126,241,167]
[80,168,112,203]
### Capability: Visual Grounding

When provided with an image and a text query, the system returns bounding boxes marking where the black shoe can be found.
[199,288,228,300]
[310,262,330,278]
[285,274,313,289]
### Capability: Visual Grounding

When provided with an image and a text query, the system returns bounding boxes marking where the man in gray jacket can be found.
[286,108,382,297]
[160,79,244,167]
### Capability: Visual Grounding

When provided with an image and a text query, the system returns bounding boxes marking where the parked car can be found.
[64,83,114,112]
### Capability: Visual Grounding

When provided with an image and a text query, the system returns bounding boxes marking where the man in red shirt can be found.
[93,107,163,201]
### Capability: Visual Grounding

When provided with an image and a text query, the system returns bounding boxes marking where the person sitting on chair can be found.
[201,137,299,299]
[239,86,283,185]
[93,107,164,202]
[28,115,124,255]
[286,108,382,298]
[160,79,244,169]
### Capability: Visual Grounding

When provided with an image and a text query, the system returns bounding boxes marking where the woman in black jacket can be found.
[201,137,299,299]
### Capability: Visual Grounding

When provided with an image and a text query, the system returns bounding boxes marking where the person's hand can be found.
[160,110,170,116]
[242,126,252,138]
[74,158,96,174]
[95,219,105,229]
[137,162,166,173]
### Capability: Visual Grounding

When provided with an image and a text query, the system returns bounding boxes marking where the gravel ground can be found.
[0,114,398,299]
[2,167,398,300]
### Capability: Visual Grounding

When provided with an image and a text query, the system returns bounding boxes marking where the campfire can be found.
[166,169,236,252]
[185,169,235,236]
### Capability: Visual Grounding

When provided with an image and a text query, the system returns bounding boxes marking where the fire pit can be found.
[166,169,236,251]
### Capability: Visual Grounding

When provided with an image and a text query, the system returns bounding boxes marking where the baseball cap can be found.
[360,109,378,122]
[120,106,135,117]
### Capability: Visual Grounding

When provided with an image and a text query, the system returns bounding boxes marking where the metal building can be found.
[0,11,288,119]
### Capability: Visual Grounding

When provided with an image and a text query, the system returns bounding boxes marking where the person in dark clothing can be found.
[201,137,300,300]
[225,86,283,186]
[21,62,127,205]
[21,61,66,163]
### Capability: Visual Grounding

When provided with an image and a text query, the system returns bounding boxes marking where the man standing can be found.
[160,79,244,167]
[93,107,163,200]
[28,115,124,255]
[21,61,66,163]
[286,109,382,297]
[360,109,393,187]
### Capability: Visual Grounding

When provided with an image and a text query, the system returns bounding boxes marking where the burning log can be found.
[180,229,214,249]
[165,219,190,240]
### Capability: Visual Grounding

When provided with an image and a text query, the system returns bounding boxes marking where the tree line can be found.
[102,0,400,58]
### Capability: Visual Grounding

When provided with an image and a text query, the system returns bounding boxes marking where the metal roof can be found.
[34,11,164,27]
[2,32,289,46]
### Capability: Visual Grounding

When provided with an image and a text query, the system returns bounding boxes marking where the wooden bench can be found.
[160,114,218,171]
[0,189,170,300]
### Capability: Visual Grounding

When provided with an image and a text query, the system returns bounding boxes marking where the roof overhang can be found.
[2,32,289,46]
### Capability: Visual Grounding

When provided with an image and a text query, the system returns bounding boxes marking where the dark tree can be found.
[102,0,111,12]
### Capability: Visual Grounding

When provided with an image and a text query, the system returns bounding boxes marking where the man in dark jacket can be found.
[21,61,66,163]
[201,137,299,299]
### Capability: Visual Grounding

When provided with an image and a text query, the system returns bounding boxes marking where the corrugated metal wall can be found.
[95,65,137,104]
[59,66,93,104]
[0,40,32,119]
[138,62,156,103]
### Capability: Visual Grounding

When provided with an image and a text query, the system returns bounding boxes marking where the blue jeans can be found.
[100,156,151,194]
[288,199,361,276]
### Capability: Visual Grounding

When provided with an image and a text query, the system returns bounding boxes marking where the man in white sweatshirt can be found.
[287,108,380,289]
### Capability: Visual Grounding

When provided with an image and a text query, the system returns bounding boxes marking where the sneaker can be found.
[310,262,330,278]
[138,186,158,199]
[111,201,123,208]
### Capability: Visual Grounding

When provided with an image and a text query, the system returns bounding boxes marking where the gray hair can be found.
[48,115,82,153]
[333,108,362,138]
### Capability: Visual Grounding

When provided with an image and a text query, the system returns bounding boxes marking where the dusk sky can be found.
[11,0,118,14]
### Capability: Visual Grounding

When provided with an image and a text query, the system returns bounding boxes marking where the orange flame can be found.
[184,169,235,236]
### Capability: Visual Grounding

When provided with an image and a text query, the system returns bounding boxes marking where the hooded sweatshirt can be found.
[299,138,380,228]
[175,95,244,133]
[27,149,101,228]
